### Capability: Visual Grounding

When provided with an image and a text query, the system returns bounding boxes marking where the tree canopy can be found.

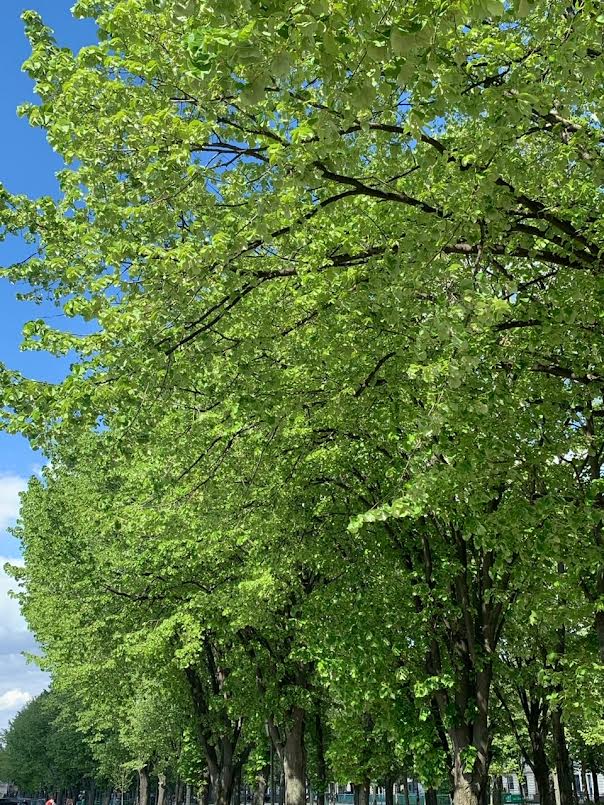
[2,3,604,805]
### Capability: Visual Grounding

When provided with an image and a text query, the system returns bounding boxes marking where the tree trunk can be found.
[283,708,306,805]
[425,790,438,805]
[87,783,97,805]
[279,771,285,805]
[596,608,604,662]
[101,793,110,805]
[233,769,241,805]
[158,775,167,805]
[315,710,327,805]
[270,745,275,805]
[385,779,394,805]
[198,773,210,805]
[358,781,370,805]
[139,770,150,805]
[591,769,600,804]
[185,785,191,805]
[451,735,488,805]
[452,764,481,805]
[214,768,236,805]
[581,766,590,804]
[254,767,269,805]
[492,777,503,805]
[231,769,241,805]
[439,642,491,805]
[572,770,580,805]
[185,665,242,805]
[201,731,243,805]
[534,758,554,805]
[552,709,574,805]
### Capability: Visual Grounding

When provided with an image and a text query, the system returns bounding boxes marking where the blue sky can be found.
[0,0,96,731]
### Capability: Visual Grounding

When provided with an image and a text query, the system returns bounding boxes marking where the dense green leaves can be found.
[2,1,604,804]
[0,691,98,794]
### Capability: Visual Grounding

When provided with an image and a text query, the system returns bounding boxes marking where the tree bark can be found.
[158,775,167,805]
[451,773,480,805]
[385,779,394,805]
[87,782,97,805]
[199,771,210,805]
[451,721,489,805]
[552,708,574,805]
[572,769,580,805]
[234,769,241,805]
[491,777,503,805]
[283,707,306,805]
[214,766,236,805]
[184,662,242,805]
[594,566,604,664]
[581,766,590,804]
[254,767,269,805]
[139,769,150,805]
[425,790,438,805]
[315,709,327,805]
[591,769,600,804]
[357,781,370,805]
[428,539,496,805]
[256,769,267,805]
[185,785,191,805]
[534,758,554,805]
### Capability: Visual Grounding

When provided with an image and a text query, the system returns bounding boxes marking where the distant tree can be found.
[0,690,97,795]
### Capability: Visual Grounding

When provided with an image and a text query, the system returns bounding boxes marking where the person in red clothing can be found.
[45,796,56,805]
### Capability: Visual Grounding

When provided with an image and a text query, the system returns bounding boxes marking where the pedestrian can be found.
[45,796,56,805]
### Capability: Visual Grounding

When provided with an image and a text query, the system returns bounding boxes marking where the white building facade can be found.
[503,765,604,803]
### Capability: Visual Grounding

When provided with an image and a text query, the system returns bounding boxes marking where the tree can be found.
[2,4,604,805]
[11,442,252,805]
[0,690,98,797]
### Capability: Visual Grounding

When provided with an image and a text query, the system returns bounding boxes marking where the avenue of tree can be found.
[1,3,604,805]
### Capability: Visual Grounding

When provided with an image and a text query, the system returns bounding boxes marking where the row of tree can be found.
[0,689,185,805]
[0,692,96,798]
[1,3,604,805]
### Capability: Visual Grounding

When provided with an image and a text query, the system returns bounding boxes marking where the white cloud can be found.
[0,557,49,730]
[0,688,32,711]
[0,473,28,531]
[0,556,26,639]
